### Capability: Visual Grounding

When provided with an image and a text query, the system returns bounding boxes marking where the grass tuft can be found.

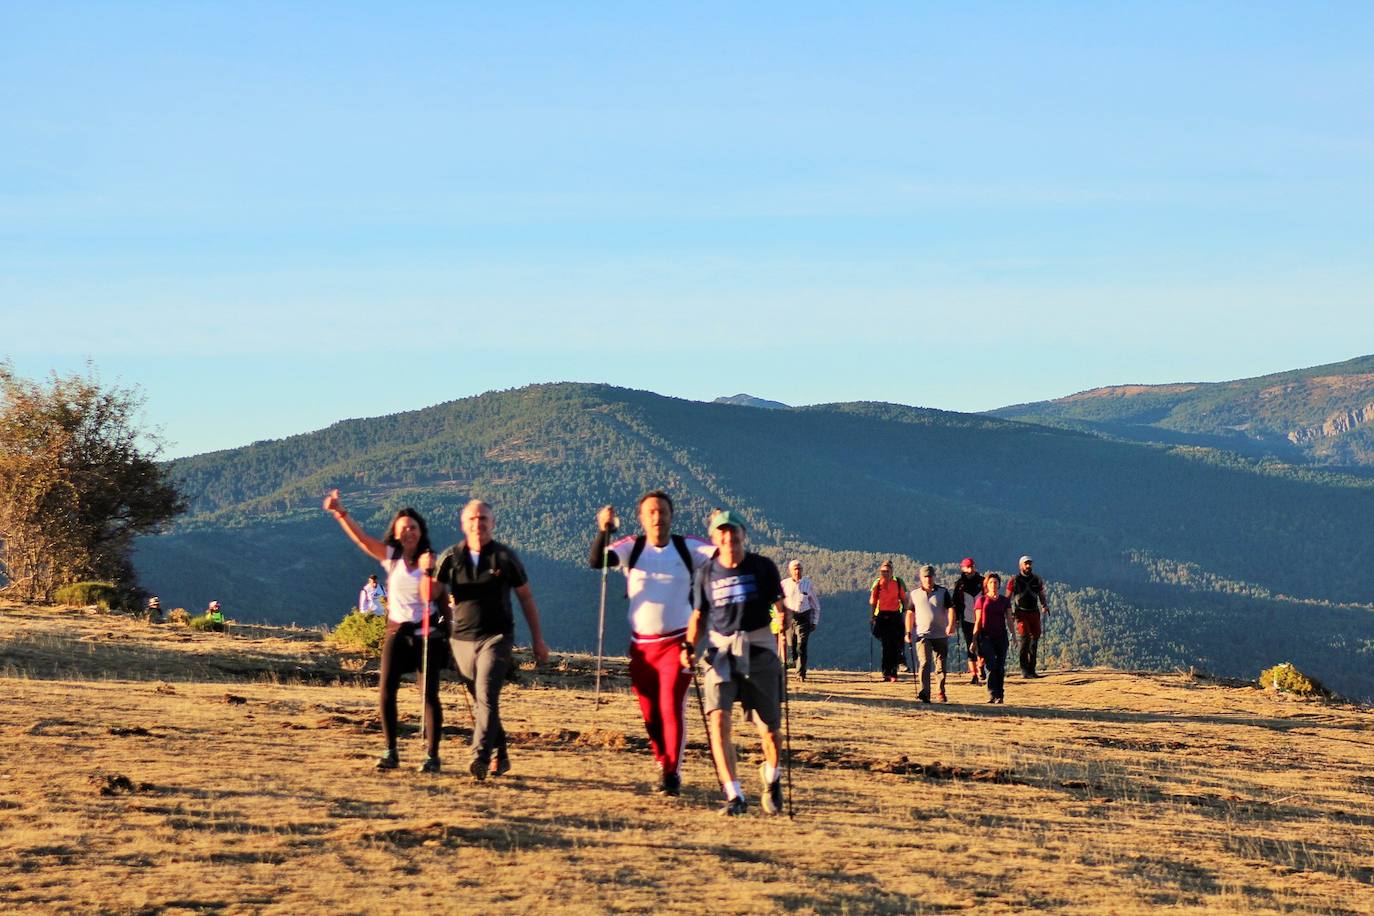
[52,581,119,609]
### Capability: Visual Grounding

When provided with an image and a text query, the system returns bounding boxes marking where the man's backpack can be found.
[626,532,697,576]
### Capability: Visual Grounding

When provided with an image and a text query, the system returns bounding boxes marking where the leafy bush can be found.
[53,581,120,609]
[168,607,191,626]
[189,613,226,632]
[1259,662,1329,698]
[329,610,387,656]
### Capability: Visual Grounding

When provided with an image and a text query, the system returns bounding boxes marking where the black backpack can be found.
[624,535,697,597]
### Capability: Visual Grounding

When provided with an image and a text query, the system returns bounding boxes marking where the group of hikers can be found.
[322,487,1051,816]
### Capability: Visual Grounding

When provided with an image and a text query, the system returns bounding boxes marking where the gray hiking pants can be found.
[916,637,948,700]
[450,633,513,764]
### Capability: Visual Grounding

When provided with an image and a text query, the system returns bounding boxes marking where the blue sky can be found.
[4,2,1372,457]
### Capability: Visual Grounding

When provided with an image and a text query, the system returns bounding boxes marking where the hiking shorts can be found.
[1014,610,1042,638]
[701,648,782,732]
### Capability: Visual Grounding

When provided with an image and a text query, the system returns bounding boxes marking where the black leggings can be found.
[379,621,446,758]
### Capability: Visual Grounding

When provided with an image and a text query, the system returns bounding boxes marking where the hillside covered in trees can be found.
[993,353,1374,469]
[135,382,1374,701]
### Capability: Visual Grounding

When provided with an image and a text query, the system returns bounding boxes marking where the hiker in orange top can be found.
[869,561,908,682]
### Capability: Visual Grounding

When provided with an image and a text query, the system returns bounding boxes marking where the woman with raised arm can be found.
[323,488,446,772]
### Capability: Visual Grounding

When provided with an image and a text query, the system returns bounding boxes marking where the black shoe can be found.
[718,796,747,817]
[798,671,807,682]
[418,755,441,774]
[490,755,511,778]
[468,757,487,781]
[1026,671,1041,679]
[918,693,931,704]
[376,749,399,770]
[659,771,681,797]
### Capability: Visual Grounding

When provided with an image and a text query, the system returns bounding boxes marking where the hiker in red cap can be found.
[952,558,985,683]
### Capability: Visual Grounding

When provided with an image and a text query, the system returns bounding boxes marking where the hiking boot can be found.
[798,671,807,683]
[1026,671,1041,679]
[937,692,947,703]
[760,764,783,815]
[970,673,980,685]
[918,692,930,704]
[376,748,399,770]
[717,796,747,817]
[659,771,681,797]
[418,755,441,774]
[489,755,511,778]
[468,757,488,781]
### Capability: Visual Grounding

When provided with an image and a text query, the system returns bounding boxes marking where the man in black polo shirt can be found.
[681,511,788,816]
[426,499,550,778]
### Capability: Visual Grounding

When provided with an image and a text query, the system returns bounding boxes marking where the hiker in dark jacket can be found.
[1006,555,1050,678]
[951,558,984,683]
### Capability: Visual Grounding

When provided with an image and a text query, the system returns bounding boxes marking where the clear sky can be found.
[4,2,1372,458]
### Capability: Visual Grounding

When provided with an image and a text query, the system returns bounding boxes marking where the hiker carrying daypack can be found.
[869,562,908,682]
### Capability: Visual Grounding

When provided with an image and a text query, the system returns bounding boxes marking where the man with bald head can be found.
[426,499,550,779]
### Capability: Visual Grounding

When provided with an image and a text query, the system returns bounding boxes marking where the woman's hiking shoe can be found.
[718,797,748,817]
[468,758,488,781]
[658,771,681,796]
[418,755,441,774]
[376,749,399,770]
[490,755,511,778]
[937,692,947,703]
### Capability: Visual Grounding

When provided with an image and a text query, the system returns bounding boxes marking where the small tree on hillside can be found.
[0,362,186,601]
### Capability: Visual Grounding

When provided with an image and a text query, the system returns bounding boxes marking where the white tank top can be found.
[380,548,427,625]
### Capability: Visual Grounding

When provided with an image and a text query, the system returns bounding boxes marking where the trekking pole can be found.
[420,568,432,750]
[910,639,921,701]
[593,543,610,714]
[780,639,795,819]
[690,663,727,798]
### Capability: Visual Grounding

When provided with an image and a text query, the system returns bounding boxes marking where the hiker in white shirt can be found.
[780,560,821,682]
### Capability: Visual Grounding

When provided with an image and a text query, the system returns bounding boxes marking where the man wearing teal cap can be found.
[682,510,788,816]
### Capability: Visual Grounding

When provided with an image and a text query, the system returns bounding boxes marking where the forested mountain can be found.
[993,354,1374,469]
[135,382,1374,700]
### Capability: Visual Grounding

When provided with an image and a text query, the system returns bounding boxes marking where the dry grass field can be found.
[2,600,1372,914]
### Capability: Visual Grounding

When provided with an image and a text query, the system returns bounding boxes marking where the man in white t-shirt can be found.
[780,559,821,682]
[589,490,713,796]
[358,574,386,616]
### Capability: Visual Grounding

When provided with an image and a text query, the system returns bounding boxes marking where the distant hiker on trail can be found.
[1007,556,1050,678]
[781,560,821,682]
[146,596,162,623]
[588,491,713,797]
[207,601,226,633]
[974,573,1013,704]
[952,558,985,684]
[681,511,788,816]
[869,561,908,682]
[358,574,386,616]
[427,499,550,780]
[324,491,447,773]
[904,565,955,703]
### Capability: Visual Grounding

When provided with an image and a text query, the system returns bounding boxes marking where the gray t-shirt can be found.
[911,585,954,639]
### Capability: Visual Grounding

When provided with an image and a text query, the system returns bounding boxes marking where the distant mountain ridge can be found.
[135,381,1374,701]
[713,393,790,409]
[993,354,1374,468]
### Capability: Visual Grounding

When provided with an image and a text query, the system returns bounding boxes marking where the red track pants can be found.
[628,632,691,776]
